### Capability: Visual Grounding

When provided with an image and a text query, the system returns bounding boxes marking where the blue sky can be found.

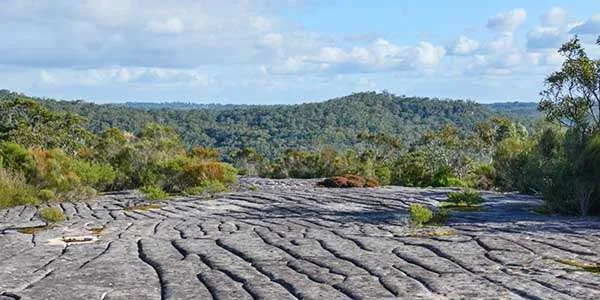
[3,1,600,104]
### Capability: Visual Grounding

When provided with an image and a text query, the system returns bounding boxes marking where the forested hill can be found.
[485,102,540,119]
[0,90,539,158]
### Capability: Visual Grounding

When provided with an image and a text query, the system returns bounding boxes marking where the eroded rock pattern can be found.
[1,178,600,299]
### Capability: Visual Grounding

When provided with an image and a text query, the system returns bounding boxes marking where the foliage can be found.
[447,190,485,205]
[140,186,170,201]
[429,209,450,226]
[2,90,523,159]
[184,180,228,195]
[409,204,433,226]
[0,97,93,154]
[38,207,65,223]
[0,168,38,208]
[318,175,378,188]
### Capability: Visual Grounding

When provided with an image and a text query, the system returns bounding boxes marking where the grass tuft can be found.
[38,207,65,223]
[554,258,600,273]
[124,203,162,211]
[140,186,169,201]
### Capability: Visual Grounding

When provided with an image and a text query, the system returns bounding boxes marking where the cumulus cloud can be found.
[527,26,564,49]
[265,39,446,74]
[570,14,600,34]
[37,67,214,87]
[487,8,527,32]
[451,36,479,55]
[145,18,185,34]
[487,32,515,53]
[541,7,567,26]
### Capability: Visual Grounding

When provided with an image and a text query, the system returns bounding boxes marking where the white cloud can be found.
[527,26,564,49]
[487,32,515,53]
[487,8,527,32]
[146,18,185,34]
[570,14,600,34]
[541,7,567,26]
[451,36,479,55]
[265,39,446,75]
[36,67,214,87]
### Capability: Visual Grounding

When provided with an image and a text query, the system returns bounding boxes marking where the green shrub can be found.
[393,151,433,187]
[429,209,450,226]
[182,160,237,187]
[39,207,65,223]
[38,189,56,201]
[374,166,392,186]
[184,180,229,195]
[409,203,433,226]
[447,189,484,205]
[0,168,38,208]
[469,164,496,190]
[140,186,169,201]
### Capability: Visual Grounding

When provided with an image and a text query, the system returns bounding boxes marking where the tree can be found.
[539,36,600,138]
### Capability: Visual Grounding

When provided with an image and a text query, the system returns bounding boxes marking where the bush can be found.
[140,186,169,201]
[432,167,467,187]
[447,189,484,205]
[429,208,450,226]
[409,203,433,226]
[393,151,433,187]
[184,180,229,195]
[39,207,65,223]
[469,164,496,190]
[182,160,237,187]
[0,168,38,208]
[318,175,378,188]
[38,189,56,201]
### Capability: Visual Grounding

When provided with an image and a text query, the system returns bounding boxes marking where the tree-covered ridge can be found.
[0,90,531,159]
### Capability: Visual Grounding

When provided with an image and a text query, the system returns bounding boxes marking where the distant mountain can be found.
[120,102,249,111]
[0,90,543,158]
[485,102,541,119]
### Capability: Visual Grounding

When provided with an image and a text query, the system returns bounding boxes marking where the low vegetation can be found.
[140,186,169,201]
[554,258,600,273]
[409,204,450,227]
[1,36,600,217]
[318,175,379,188]
[0,99,238,208]
[124,203,162,211]
[38,207,65,223]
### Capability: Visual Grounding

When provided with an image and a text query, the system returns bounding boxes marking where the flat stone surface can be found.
[1,178,600,299]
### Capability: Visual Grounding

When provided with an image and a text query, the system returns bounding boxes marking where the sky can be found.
[3,1,600,104]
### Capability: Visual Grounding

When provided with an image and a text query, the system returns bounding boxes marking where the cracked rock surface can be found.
[1,178,600,299]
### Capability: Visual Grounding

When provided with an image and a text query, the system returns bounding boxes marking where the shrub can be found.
[0,168,38,208]
[38,189,56,201]
[184,180,229,195]
[318,175,379,188]
[39,207,65,223]
[182,160,237,187]
[374,165,392,186]
[393,151,433,187]
[447,189,484,205]
[409,203,433,226]
[429,209,450,226]
[470,164,496,190]
[140,186,169,201]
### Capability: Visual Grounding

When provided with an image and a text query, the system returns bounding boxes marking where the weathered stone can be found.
[1,177,600,299]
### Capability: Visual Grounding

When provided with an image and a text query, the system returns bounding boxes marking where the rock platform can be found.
[1,178,600,299]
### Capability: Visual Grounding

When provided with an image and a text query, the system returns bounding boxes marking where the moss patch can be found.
[17,225,50,234]
[530,206,555,215]
[440,202,483,212]
[88,227,104,236]
[124,203,162,211]
[554,258,600,273]
[39,207,65,223]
